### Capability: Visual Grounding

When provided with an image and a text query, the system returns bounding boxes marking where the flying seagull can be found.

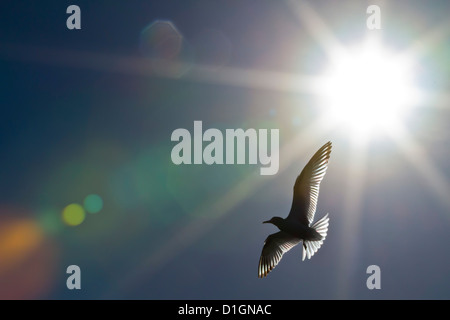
[258,141,332,278]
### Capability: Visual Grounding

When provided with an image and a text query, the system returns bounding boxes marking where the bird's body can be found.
[258,141,332,278]
[266,217,321,241]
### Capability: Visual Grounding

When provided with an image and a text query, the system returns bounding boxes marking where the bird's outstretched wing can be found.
[287,141,332,226]
[258,231,301,278]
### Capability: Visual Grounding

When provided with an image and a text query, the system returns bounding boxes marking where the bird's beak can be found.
[263,220,270,224]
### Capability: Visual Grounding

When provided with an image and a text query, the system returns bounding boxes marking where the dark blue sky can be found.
[0,0,449,299]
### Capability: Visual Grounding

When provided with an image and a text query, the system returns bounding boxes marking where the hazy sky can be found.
[1,0,449,299]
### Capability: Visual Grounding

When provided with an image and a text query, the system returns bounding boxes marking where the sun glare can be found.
[320,38,419,136]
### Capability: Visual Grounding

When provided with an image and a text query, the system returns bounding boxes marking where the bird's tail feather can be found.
[302,213,329,261]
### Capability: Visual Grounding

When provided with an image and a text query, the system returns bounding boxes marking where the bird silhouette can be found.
[258,141,332,278]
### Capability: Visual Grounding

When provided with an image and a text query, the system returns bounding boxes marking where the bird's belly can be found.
[283,223,321,240]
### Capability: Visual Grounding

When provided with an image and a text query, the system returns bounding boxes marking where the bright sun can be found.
[319,38,419,137]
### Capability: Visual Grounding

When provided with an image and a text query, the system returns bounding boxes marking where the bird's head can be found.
[263,216,284,228]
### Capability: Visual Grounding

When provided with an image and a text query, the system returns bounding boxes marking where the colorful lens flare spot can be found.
[83,194,103,214]
[62,204,85,226]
